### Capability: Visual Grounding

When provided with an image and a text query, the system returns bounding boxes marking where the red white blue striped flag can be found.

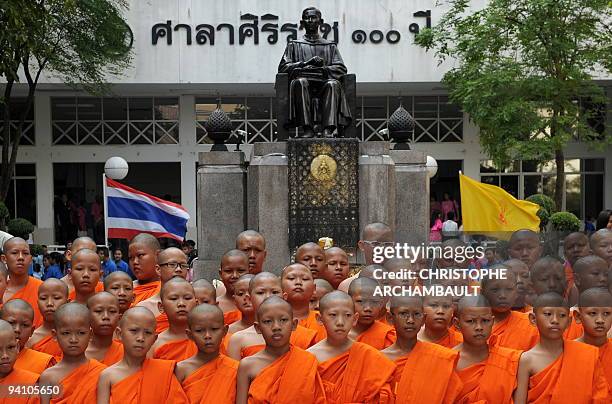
[104,177,190,241]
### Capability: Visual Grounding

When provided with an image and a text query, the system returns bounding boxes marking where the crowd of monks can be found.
[0,224,611,403]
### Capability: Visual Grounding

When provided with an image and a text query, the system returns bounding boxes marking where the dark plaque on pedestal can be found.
[288,138,359,252]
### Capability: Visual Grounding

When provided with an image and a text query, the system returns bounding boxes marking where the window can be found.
[5,164,37,225]
[52,97,179,145]
[0,99,35,145]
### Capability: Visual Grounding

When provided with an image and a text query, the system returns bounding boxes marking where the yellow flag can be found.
[459,174,540,233]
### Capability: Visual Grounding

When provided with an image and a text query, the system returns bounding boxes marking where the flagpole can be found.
[102,173,109,247]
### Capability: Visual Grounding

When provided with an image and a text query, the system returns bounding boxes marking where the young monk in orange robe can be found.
[2,237,44,328]
[382,295,463,403]
[39,303,106,404]
[217,249,249,325]
[237,296,326,403]
[481,267,539,350]
[574,287,612,397]
[227,272,317,359]
[562,232,591,306]
[175,304,238,404]
[128,233,162,306]
[27,279,68,362]
[68,248,102,305]
[347,277,395,349]
[308,291,396,403]
[417,294,463,348]
[514,292,609,403]
[0,320,39,404]
[295,242,327,280]
[97,307,188,404]
[455,295,521,404]
[192,278,217,305]
[322,247,351,290]
[60,236,97,296]
[85,292,123,366]
[281,263,326,342]
[310,278,333,311]
[103,271,135,316]
[504,259,534,312]
[137,247,189,334]
[1,299,55,374]
[223,275,254,354]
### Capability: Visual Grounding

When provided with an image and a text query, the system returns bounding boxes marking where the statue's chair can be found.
[274,73,357,140]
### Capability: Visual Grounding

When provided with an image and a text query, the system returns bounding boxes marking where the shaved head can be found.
[158,247,187,263]
[314,278,333,293]
[281,263,311,279]
[192,279,215,292]
[590,229,612,248]
[2,237,28,251]
[362,222,392,240]
[480,264,516,290]
[249,271,280,292]
[509,229,540,246]
[120,306,155,328]
[103,271,132,289]
[236,230,266,248]
[574,255,608,276]
[0,262,7,279]
[72,248,99,261]
[389,295,423,311]
[579,287,612,307]
[87,291,118,308]
[160,277,193,299]
[295,242,323,258]
[457,295,491,314]
[348,276,380,296]
[319,290,354,313]
[531,256,564,278]
[188,303,224,326]
[70,237,96,253]
[1,299,34,319]
[54,302,90,328]
[129,233,161,251]
[358,264,383,279]
[256,295,292,318]
[533,292,569,309]
[0,319,15,336]
[40,278,69,296]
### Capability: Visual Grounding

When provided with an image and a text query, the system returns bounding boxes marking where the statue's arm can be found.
[278,43,305,73]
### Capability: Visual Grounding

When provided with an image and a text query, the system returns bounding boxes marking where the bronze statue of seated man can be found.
[278,7,352,138]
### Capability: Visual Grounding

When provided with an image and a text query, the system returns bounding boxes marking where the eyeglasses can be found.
[362,241,395,248]
[159,262,189,270]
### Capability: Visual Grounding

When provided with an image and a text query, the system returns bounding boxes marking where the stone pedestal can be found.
[359,142,396,237]
[247,143,289,274]
[390,150,429,246]
[194,151,246,281]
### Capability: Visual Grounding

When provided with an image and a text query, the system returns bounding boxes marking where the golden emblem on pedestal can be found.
[310,154,337,182]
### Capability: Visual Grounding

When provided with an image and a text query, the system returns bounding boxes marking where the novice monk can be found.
[86,292,123,366]
[226,272,317,359]
[2,237,43,327]
[310,278,333,311]
[69,248,102,305]
[295,242,326,279]
[96,307,188,404]
[307,291,395,403]
[507,229,543,269]
[322,247,350,289]
[591,229,612,267]
[418,294,463,348]
[1,299,55,374]
[137,247,189,334]
[0,319,39,404]
[237,296,326,403]
[149,278,198,361]
[175,304,238,404]
[103,271,135,315]
[192,278,216,305]
[454,295,521,404]
[347,277,395,349]
[61,236,97,295]
[281,263,326,342]
[575,287,612,395]
[481,267,539,350]
[38,303,106,404]
[514,292,609,403]
[236,230,267,275]
[504,258,534,311]
[563,232,591,305]
[227,275,254,334]
[27,279,69,362]
[217,249,249,326]
[129,233,162,306]
[381,296,463,403]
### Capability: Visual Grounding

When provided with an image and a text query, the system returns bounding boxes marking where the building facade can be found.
[2,0,611,244]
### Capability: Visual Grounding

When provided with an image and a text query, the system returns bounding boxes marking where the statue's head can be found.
[301,7,323,34]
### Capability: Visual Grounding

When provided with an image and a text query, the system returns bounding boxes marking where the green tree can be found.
[0,0,132,201]
[416,0,612,209]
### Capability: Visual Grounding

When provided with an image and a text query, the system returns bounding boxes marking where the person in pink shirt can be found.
[441,192,459,221]
[430,211,443,242]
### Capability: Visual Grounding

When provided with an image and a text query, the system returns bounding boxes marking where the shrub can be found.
[550,212,581,233]
[7,218,34,239]
[526,194,556,214]
[29,244,44,256]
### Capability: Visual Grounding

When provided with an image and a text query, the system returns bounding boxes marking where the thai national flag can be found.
[104,177,190,241]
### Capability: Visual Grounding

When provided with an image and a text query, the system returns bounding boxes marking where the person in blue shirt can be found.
[112,248,135,279]
[43,252,64,280]
[98,246,117,278]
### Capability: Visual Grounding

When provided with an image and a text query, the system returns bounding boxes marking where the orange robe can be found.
[31,334,62,362]
[8,277,43,328]
[52,359,106,403]
[153,339,198,361]
[355,320,396,350]
[298,310,327,342]
[15,348,55,375]
[318,342,396,404]
[220,333,232,356]
[132,281,161,306]
[240,325,317,358]
[0,367,39,404]
[223,309,241,326]
[101,340,124,366]
[563,315,583,340]
[391,341,463,403]
[110,358,188,404]
[248,345,326,403]
[513,305,533,313]
[67,281,104,301]
[432,327,463,349]
[155,312,169,334]
[489,311,539,351]
[598,339,612,397]
[456,345,521,404]
[528,340,609,403]
[181,354,238,404]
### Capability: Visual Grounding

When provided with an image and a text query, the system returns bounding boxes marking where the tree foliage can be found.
[0,0,133,201]
[416,0,612,208]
